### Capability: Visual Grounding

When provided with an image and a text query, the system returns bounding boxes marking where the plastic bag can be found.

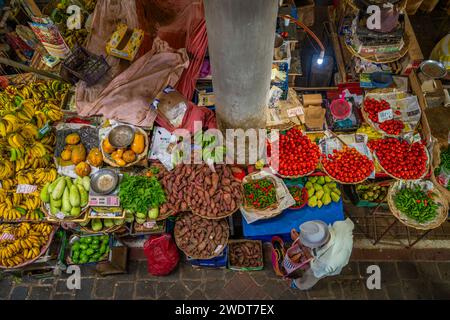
[143,233,179,276]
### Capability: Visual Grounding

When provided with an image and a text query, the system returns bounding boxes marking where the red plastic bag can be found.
[143,233,179,276]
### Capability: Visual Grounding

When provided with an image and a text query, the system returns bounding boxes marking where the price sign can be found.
[16,184,37,194]
[287,107,304,117]
[378,109,393,123]
[56,212,65,220]
[143,221,156,229]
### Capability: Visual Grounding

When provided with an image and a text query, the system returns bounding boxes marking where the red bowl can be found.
[287,186,308,210]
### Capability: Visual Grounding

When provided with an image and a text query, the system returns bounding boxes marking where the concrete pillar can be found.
[203,0,278,130]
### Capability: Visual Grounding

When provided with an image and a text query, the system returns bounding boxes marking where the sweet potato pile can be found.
[229,241,263,268]
[174,213,229,258]
[156,164,243,218]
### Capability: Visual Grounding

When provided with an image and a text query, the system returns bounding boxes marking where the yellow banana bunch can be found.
[0,222,51,267]
[0,160,14,180]
[0,179,16,190]
[7,132,25,149]
[34,168,58,185]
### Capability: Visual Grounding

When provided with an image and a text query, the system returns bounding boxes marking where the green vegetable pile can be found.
[394,187,439,223]
[70,235,109,264]
[434,147,450,191]
[119,175,166,214]
[243,179,277,209]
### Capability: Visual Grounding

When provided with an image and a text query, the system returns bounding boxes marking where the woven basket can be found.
[228,239,264,271]
[174,213,229,260]
[387,180,449,230]
[373,146,430,181]
[191,206,239,221]
[242,173,280,212]
[100,127,149,168]
[361,99,419,137]
[41,202,88,221]
[156,209,177,221]
[0,225,58,270]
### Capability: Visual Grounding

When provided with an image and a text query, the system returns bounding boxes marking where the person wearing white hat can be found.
[292,218,355,290]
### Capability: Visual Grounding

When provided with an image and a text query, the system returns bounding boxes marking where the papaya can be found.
[65,133,80,145]
[75,161,91,177]
[87,147,103,167]
[122,150,136,163]
[71,144,86,165]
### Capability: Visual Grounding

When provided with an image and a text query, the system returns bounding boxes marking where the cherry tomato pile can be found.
[322,147,374,183]
[379,119,404,135]
[364,98,390,123]
[276,128,320,176]
[368,138,428,179]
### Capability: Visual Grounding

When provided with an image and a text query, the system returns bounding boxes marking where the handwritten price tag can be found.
[287,107,304,117]
[378,109,393,123]
[16,184,37,194]
[143,221,156,229]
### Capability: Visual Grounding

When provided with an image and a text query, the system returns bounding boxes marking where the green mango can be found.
[305,182,313,190]
[308,195,317,208]
[103,219,114,228]
[40,182,51,203]
[70,206,81,216]
[314,183,323,192]
[323,185,331,194]
[332,188,341,196]
[91,219,103,232]
[79,219,90,227]
[135,217,146,224]
[148,207,159,220]
[331,191,340,203]
[136,212,147,219]
[309,177,318,184]
[315,190,324,200]
[317,200,323,208]
[326,182,337,190]
[114,218,124,226]
[324,176,332,183]
[323,193,332,206]
[317,176,325,185]
[307,188,315,198]
[85,248,94,256]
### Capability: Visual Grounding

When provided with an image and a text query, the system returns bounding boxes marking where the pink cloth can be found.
[76,38,189,127]
[155,101,217,133]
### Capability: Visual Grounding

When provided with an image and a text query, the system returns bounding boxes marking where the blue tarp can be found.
[242,199,345,242]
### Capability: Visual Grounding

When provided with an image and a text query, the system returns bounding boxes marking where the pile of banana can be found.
[0,222,53,268]
[0,189,44,221]
[0,80,69,221]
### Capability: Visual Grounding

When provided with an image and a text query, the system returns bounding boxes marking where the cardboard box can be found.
[106,23,144,61]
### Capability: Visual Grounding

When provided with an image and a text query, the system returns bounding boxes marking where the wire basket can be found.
[63,46,110,86]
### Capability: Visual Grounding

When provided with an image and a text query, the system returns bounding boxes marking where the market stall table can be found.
[242,198,345,242]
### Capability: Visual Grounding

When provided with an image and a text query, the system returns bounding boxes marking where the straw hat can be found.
[298,220,330,249]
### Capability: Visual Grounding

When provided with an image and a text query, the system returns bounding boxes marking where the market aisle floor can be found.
[2,251,450,300]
